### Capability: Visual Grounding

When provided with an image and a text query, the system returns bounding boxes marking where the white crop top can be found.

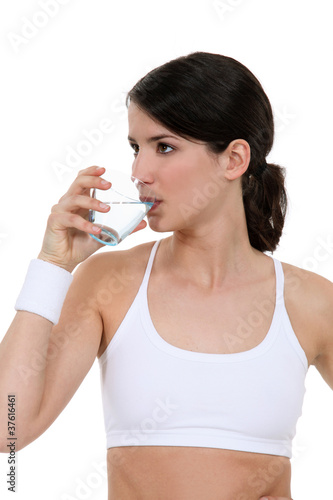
[99,239,309,458]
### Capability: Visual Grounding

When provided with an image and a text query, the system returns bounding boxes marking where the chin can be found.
[147,221,171,233]
[147,206,195,233]
[147,219,187,235]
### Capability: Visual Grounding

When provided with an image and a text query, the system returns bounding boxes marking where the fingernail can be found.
[99,202,109,209]
[101,179,111,185]
[92,226,101,232]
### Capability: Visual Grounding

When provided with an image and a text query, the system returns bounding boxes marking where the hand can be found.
[38,166,146,272]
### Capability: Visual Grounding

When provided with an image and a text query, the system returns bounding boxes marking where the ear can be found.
[223,139,251,181]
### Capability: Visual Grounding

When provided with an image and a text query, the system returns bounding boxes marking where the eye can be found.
[129,143,139,156]
[157,143,174,154]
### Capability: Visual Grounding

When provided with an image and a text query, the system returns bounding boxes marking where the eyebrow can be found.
[127,134,180,144]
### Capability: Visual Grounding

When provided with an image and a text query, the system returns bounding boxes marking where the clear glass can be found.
[89,170,156,246]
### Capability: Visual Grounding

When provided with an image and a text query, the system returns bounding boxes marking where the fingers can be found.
[48,166,148,240]
[47,212,147,240]
[46,211,102,236]
[49,166,112,235]
[51,194,110,215]
[63,166,112,199]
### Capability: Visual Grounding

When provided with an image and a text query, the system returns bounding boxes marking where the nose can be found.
[131,150,155,185]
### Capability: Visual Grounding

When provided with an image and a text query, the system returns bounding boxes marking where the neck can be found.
[164,205,262,290]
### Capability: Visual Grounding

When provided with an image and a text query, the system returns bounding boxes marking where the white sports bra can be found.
[99,239,308,458]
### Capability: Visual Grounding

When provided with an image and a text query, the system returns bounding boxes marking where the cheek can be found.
[159,151,215,202]
[158,165,188,196]
[164,156,201,186]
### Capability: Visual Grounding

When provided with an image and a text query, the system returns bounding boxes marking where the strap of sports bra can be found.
[272,257,285,306]
[141,240,161,288]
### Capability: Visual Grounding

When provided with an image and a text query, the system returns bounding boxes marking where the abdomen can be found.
[106,446,291,499]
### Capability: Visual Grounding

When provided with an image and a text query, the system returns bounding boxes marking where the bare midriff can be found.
[105,446,291,499]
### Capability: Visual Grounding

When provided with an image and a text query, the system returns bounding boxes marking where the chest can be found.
[101,261,317,366]
[147,272,277,355]
[100,275,307,457]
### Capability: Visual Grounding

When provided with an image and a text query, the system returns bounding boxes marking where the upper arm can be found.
[24,253,106,447]
[310,274,333,390]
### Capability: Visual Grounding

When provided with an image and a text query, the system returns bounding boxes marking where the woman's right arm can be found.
[0,256,102,452]
[0,165,145,452]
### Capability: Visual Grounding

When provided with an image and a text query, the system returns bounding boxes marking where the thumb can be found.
[131,219,147,234]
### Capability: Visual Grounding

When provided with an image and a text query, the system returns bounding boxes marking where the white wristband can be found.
[15,259,74,325]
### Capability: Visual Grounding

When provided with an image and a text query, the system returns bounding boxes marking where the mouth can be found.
[149,200,162,211]
[140,196,162,207]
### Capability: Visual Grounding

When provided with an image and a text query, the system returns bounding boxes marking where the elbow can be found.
[0,438,11,453]
[0,435,32,453]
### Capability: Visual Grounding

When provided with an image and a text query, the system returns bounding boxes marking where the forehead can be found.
[127,102,207,148]
[128,102,173,134]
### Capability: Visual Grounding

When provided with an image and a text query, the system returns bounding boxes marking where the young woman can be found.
[1,52,332,500]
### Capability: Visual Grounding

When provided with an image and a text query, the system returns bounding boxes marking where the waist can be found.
[106,446,292,500]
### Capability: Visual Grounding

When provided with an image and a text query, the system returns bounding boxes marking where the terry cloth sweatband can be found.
[15,259,74,325]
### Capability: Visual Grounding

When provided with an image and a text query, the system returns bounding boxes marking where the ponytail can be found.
[242,162,287,252]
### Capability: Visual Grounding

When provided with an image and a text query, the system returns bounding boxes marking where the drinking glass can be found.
[89,170,156,246]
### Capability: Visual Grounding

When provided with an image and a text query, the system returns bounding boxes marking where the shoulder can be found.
[281,260,333,305]
[72,239,157,294]
[281,260,333,360]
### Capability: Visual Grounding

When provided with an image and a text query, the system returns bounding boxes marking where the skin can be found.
[1,102,333,499]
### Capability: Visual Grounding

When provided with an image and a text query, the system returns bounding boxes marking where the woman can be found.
[1,52,332,499]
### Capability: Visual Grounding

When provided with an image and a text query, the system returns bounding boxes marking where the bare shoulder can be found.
[77,240,158,359]
[281,261,333,362]
[74,239,157,288]
[281,260,333,304]
[75,239,157,316]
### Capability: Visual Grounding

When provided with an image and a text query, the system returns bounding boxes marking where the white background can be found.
[0,0,332,498]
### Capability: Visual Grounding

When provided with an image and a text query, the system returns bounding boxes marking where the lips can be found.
[140,196,161,204]
[150,200,162,211]
[140,197,156,203]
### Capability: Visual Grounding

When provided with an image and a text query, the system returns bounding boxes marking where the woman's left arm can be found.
[311,274,333,390]
[260,278,332,500]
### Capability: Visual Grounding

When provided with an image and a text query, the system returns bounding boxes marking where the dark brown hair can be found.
[126,52,287,252]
